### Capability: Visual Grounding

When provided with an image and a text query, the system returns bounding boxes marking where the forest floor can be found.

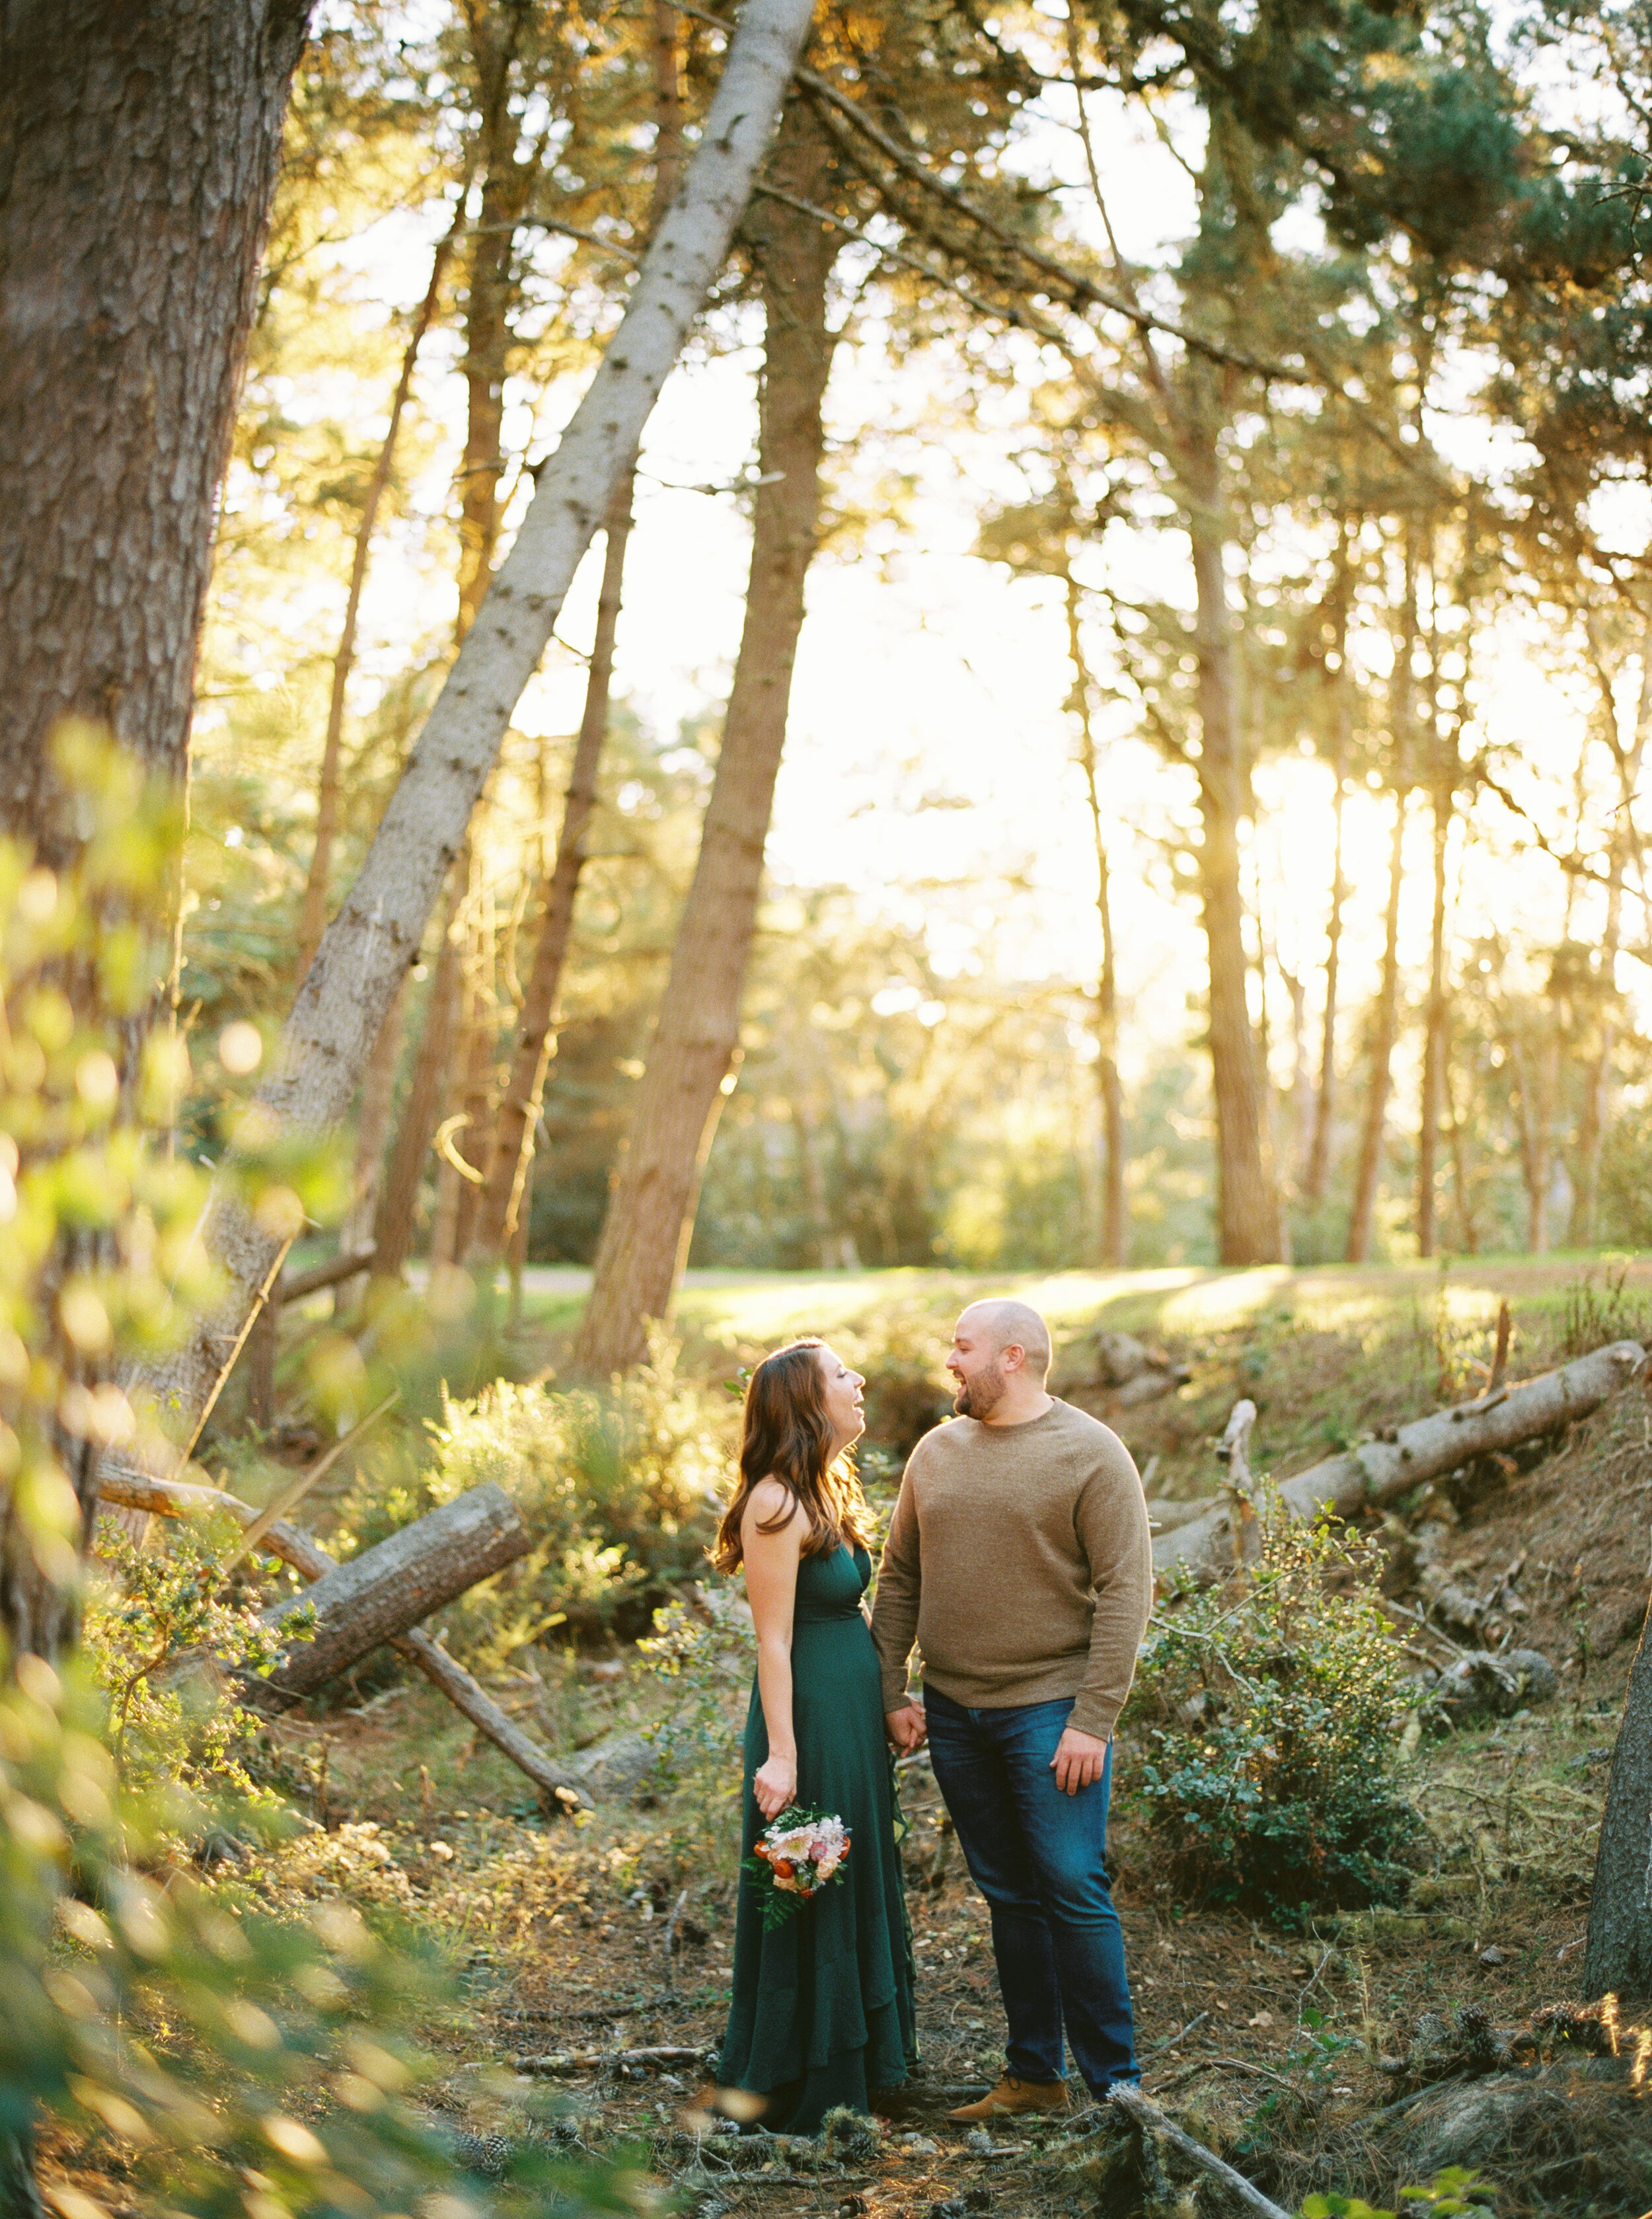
[71,1260,1652,2219]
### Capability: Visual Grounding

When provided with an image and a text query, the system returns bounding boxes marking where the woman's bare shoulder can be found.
[744,1475,800,1534]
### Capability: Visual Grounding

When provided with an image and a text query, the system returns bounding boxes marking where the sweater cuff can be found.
[1068,1700,1117,1742]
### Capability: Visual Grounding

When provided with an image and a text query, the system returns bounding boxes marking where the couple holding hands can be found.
[712,1300,1154,2134]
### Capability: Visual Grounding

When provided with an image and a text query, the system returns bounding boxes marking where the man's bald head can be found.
[957,1299,1052,1380]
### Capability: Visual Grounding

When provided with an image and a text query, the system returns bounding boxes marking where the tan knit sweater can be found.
[869,1398,1153,1742]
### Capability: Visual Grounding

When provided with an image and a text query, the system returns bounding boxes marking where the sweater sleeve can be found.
[1070,1430,1154,1741]
[870,1457,923,1712]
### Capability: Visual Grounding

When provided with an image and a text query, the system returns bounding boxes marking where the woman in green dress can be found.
[713,1339,918,2134]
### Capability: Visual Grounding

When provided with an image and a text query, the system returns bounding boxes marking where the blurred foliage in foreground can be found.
[0,730,635,2216]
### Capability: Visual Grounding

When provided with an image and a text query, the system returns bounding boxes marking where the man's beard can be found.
[954,1360,1007,1419]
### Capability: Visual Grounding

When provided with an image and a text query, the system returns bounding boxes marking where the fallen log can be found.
[259,1482,527,1702]
[1155,1338,1647,1580]
[96,1469,591,1811]
[1107,2086,1292,2219]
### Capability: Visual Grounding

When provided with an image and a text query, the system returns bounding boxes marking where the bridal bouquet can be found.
[744,1807,852,1927]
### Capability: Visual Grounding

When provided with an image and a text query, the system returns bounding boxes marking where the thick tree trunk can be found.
[575,102,841,1375]
[1185,438,1281,1265]
[1345,790,1407,1262]
[468,487,632,1264]
[260,1482,528,1704]
[106,0,816,1472]
[297,206,460,981]
[1585,1592,1652,2000]
[0,0,311,858]
[0,0,311,1683]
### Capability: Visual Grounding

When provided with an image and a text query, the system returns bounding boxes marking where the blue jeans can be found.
[924,1686,1138,2095]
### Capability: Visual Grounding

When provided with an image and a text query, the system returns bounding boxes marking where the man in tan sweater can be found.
[870,1299,1152,2117]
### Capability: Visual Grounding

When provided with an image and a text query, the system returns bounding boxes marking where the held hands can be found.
[1050,1725,1108,1796]
[885,1702,927,1756]
[753,1752,798,1819]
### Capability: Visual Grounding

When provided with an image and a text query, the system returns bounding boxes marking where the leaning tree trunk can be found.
[1585,1589,1652,2002]
[0,0,313,1681]
[371,868,464,1284]
[467,486,632,1264]
[1185,433,1281,1265]
[467,9,681,1271]
[576,100,841,1375]
[102,0,818,1476]
[297,200,461,981]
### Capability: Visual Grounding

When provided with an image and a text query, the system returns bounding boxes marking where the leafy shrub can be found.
[638,1582,756,1871]
[1125,1515,1421,1923]
[84,1513,289,1804]
[332,1329,739,1672]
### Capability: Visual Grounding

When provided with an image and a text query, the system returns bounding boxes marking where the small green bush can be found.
[638,1582,756,1870]
[332,1330,739,1673]
[1125,1515,1421,1924]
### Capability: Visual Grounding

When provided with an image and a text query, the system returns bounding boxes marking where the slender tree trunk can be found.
[1305,529,1355,1209]
[467,486,632,1263]
[1345,790,1407,1263]
[576,101,841,1374]
[1067,576,1127,1265]
[1416,787,1452,1256]
[1305,761,1347,1208]
[1443,1053,1479,1254]
[334,973,407,1312]
[1573,611,1651,1244]
[297,202,461,980]
[465,5,681,1274]
[104,0,818,1472]
[1185,432,1281,1265]
[371,875,464,1283]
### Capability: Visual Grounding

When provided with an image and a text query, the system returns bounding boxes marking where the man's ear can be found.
[1001,1342,1026,1374]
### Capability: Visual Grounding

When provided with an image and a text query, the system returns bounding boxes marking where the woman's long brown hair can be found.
[711,1337,871,1572]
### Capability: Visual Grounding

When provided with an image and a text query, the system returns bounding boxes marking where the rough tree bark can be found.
[575,98,842,1375]
[104,0,817,1472]
[1585,1588,1652,2002]
[0,0,313,1692]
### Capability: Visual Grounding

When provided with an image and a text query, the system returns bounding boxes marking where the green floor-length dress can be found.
[717,1541,917,2133]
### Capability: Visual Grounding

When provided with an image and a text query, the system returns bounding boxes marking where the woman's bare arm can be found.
[743,1478,804,1818]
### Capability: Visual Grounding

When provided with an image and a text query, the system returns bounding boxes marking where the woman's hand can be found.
[753,1752,797,1818]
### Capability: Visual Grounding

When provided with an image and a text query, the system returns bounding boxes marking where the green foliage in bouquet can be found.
[1125,1514,1421,1924]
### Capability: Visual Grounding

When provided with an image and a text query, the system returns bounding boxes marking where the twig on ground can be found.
[1144,2011,1211,2057]
[1207,2055,1301,2091]
[1108,2086,1293,2219]
[661,1887,691,1990]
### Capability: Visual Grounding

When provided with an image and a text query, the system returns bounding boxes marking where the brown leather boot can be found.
[946,2074,1070,2123]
